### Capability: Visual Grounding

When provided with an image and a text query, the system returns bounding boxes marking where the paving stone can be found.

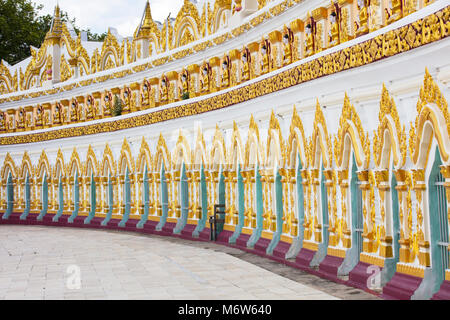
[0,225,379,300]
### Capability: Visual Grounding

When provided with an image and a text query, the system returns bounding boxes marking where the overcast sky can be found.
[32,0,184,37]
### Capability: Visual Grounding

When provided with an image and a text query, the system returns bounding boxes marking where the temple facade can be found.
[0,0,449,300]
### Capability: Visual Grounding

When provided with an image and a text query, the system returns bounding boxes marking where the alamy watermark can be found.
[66,265,82,290]
[366,265,381,290]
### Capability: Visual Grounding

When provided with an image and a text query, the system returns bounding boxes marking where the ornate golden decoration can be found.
[373,84,407,168]
[0,9,448,145]
[85,145,99,176]
[334,93,370,169]
[1,153,18,178]
[311,100,333,169]
[100,144,117,177]
[409,68,450,165]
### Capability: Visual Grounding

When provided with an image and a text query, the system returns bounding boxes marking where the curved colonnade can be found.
[0,0,449,301]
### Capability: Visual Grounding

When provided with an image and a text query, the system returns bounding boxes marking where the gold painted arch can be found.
[85,145,99,177]
[100,144,117,177]
[334,93,370,170]
[118,139,135,175]
[36,150,51,179]
[373,84,407,169]
[409,69,450,167]
[310,101,333,169]
[1,153,17,179]
[210,125,227,170]
[173,131,192,169]
[244,115,264,168]
[266,111,285,168]
[154,134,171,172]
[136,137,152,173]
[228,121,245,170]
[19,152,33,179]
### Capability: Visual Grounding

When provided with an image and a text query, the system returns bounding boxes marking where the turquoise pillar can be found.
[84,173,96,224]
[414,148,447,299]
[247,164,263,248]
[101,174,114,226]
[338,154,361,276]
[156,166,169,231]
[137,166,150,229]
[215,167,226,236]
[229,165,245,244]
[174,163,189,234]
[2,172,14,219]
[119,168,132,227]
[311,166,329,266]
[267,169,283,255]
[37,174,49,221]
[193,164,208,237]
[53,176,64,222]
[380,169,400,286]
[20,174,31,220]
[286,158,304,259]
[68,172,80,223]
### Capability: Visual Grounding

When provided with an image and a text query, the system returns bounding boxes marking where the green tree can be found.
[0,0,107,65]
[112,95,123,117]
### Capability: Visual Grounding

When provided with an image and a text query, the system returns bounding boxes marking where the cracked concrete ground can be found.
[0,225,379,300]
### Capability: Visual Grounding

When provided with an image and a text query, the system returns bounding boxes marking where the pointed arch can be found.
[193,127,208,170]
[172,131,192,170]
[228,121,244,170]
[373,84,407,169]
[1,153,17,179]
[68,148,82,177]
[53,149,65,179]
[266,111,285,168]
[210,125,227,170]
[244,115,264,167]
[409,69,450,167]
[174,0,201,47]
[154,134,171,172]
[118,139,135,175]
[310,102,333,169]
[136,137,152,173]
[101,144,117,177]
[19,152,33,179]
[100,31,122,71]
[85,145,99,177]
[334,93,370,170]
[36,151,50,179]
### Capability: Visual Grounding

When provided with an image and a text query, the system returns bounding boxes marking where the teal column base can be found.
[84,210,96,225]
[19,206,30,220]
[2,204,13,220]
[101,209,113,226]
[266,231,281,255]
[229,224,243,244]
[247,228,262,248]
[36,208,48,221]
[52,210,62,222]
[285,234,303,260]
[67,210,79,223]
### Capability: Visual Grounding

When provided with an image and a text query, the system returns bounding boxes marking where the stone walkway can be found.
[0,225,377,300]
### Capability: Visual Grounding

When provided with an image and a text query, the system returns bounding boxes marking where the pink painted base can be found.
[432,280,450,300]
[381,272,423,300]
[295,248,316,269]
[216,230,234,244]
[272,241,291,260]
[254,237,271,255]
[317,255,345,282]
[235,233,251,249]
[179,224,197,239]
[347,261,373,291]
[198,227,211,241]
